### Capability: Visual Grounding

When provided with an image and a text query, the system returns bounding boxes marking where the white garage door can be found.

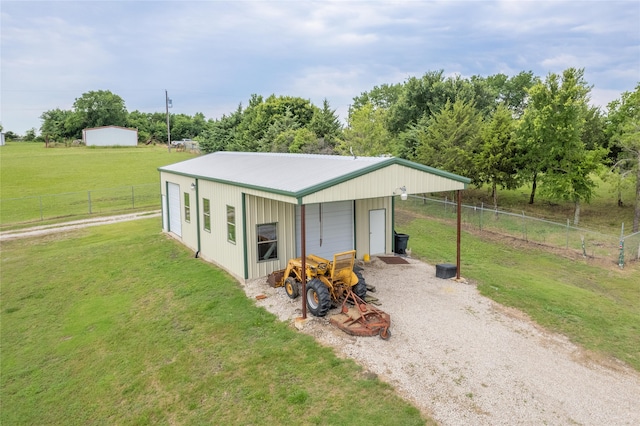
[167,182,182,237]
[296,201,354,260]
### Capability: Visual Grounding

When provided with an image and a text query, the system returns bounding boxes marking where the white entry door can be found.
[369,209,386,255]
[167,182,182,237]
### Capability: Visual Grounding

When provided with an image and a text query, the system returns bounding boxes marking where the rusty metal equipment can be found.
[329,286,391,340]
[268,250,366,317]
[268,250,391,339]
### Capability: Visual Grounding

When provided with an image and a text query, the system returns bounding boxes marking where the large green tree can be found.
[608,84,640,231]
[233,95,315,152]
[67,90,128,138]
[199,105,243,153]
[388,71,476,134]
[39,108,73,142]
[338,102,396,157]
[517,68,602,224]
[351,83,403,112]
[414,99,482,180]
[308,98,343,148]
[171,112,207,141]
[476,104,520,209]
[258,107,301,152]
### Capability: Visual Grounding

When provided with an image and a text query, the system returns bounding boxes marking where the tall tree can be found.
[414,99,482,180]
[476,104,520,209]
[259,107,301,152]
[608,84,640,231]
[69,90,128,138]
[499,71,538,118]
[40,108,73,141]
[388,70,449,133]
[308,98,343,147]
[517,68,602,224]
[351,83,403,112]
[338,102,396,157]
[199,105,243,154]
[234,94,315,152]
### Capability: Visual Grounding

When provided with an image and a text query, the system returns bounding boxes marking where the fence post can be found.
[480,202,483,231]
[522,211,527,241]
[131,186,135,209]
[618,223,625,269]
[566,219,570,248]
[88,191,92,214]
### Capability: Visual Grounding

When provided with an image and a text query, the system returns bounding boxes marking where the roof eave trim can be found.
[158,168,298,199]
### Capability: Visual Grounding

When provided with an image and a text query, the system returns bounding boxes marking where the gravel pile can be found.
[244,256,640,425]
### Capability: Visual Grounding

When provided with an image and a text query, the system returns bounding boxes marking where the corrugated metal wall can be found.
[355,197,392,257]
[245,195,297,279]
[84,127,137,146]
[197,181,245,280]
[303,163,465,204]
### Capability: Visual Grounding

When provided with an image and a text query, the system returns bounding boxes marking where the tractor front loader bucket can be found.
[329,287,391,340]
[267,270,285,288]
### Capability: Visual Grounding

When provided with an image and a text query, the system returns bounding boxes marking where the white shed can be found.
[82,126,138,146]
[158,152,470,282]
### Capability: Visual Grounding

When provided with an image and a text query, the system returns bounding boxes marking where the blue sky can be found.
[1,0,639,134]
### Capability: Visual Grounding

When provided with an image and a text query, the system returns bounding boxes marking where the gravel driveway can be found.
[244,256,640,425]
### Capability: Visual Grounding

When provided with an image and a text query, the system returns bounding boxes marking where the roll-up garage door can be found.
[296,201,353,260]
[167,182,182,237]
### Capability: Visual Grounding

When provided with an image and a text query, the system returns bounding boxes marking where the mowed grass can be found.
[0,142,196,199]
[396,212,640,371]
[0,218,428,425]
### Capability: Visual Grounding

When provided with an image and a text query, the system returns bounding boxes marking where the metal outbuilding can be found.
[158,151,470,281]
[82,126,138,146]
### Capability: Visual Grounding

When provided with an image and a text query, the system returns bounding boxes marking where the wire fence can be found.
[0,183,160,226]
[399,195,640,268]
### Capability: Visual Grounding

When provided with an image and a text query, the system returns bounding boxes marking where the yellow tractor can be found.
[268,250,367,317]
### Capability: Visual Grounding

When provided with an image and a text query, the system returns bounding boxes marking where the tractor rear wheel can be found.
[353,280,367,300]
[284,277,299,299]
[306,278,331,317]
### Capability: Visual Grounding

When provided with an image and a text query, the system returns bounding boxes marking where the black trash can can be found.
[394,231,409,255]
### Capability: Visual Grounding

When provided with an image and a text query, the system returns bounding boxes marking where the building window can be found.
[184,193,191,222]
[227,205,236,243]
[203,198,211,232]
[257,223,277,261]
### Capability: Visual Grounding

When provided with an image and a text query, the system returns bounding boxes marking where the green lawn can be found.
[0,142,197,227]
[396,212,640,371]
[0,142,196,198]
[0,218,428,425]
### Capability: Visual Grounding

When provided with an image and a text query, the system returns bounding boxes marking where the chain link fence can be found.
[1,183,160,227]
[399,195,640,268]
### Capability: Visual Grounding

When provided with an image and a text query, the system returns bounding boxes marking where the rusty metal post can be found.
[456,190,461,280]
[301,204,307,319]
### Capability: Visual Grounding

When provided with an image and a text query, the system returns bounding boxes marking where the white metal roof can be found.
[159,151,470,201]
[159,152,387,191]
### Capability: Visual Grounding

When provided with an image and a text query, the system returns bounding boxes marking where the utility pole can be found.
[165,89,172,152]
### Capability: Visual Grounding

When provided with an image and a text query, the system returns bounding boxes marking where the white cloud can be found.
[1,0,639,133]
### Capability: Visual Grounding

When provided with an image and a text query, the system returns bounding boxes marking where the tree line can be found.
[14,68,640,231]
